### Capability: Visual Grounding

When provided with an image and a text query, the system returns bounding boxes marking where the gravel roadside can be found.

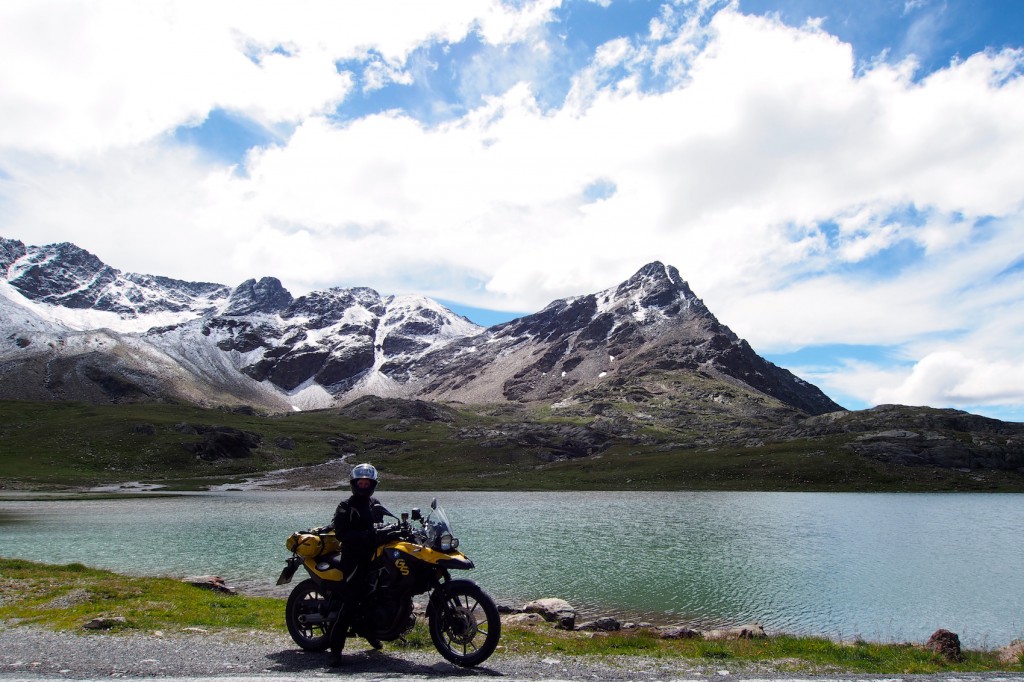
[5,626,1024,682]
[0,625,827,680]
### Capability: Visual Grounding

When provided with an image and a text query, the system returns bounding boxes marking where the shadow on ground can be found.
[265,647,504,677]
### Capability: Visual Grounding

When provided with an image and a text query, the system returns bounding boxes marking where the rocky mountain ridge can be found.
[1,236,838,417]
[1,238,229,320]
[1,237,484,410]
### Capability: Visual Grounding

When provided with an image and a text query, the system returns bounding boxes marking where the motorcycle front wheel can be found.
[285,578,331,651]
[429,582,501,667]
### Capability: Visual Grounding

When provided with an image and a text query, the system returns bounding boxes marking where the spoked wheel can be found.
[429,581,501,667]
[285,578,332,651]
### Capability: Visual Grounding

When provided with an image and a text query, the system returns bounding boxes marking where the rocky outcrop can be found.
[792,405,1024,471]
[223,277,293,316]
[335,396,457,422]
[178,424,262,460]
[456,422,612,460]
[0,237,28,273]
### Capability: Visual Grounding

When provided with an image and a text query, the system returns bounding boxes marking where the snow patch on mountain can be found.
[0,280,67,339]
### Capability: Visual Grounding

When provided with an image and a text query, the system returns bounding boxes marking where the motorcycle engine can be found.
[367,592,414,638]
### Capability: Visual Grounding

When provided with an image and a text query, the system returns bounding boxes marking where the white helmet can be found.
[350,462,378,496]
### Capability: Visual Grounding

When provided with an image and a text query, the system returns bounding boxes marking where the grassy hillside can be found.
[1,399,1022,492]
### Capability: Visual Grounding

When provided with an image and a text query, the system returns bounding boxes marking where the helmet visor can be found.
[350,463,378,481]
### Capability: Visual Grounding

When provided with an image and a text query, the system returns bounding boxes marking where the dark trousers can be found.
[327,553,369,654]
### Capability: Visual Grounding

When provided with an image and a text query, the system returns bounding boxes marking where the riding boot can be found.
[328,643,344,667]
[327,616,346,665]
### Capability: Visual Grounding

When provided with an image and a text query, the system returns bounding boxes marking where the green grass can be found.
[1,558,1020,673]
[499,624,1023,674]
[0,557,281,632]
[2,399,1022,492]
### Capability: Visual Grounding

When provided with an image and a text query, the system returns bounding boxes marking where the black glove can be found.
[378,526,403,543]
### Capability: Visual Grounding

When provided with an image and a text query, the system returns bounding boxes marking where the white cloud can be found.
[0,0,557,157]
[0,2,349,156]
[875,352,1024,407]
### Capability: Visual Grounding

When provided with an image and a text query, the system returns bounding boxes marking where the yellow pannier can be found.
[286,531,340,557]
[286,532,322,558]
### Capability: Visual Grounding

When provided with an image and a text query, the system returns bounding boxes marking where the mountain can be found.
[413,262,839,415]
[0,236,836,416]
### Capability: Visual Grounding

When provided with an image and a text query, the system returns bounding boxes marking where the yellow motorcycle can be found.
[277,498,501,667]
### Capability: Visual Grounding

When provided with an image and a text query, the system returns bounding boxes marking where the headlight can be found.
[439,533,458,552]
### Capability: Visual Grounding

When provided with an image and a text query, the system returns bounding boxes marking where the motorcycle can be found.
[276,498,501,667]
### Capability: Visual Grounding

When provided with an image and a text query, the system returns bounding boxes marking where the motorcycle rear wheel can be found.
[429,582,501,667]
[285,578,331,651]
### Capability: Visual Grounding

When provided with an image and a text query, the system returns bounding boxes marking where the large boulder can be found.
[83,616,127,630]
[183,575,237,595]
[523,598,577,630]
[925,629,962,662]
[576,616,621,632]
[502,613,546,627]
[658,625,701,639]
[703,623,767,640]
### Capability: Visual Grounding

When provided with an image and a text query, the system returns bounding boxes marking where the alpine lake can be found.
[1,490,1021,648]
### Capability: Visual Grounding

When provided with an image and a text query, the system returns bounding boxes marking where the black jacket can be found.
[331,494,384,550]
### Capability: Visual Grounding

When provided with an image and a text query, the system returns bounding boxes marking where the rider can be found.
[324,462,387,666]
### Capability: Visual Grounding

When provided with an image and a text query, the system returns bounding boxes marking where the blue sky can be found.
[1,0,1023,420]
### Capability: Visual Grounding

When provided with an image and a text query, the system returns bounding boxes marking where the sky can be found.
[1,0,1023,421]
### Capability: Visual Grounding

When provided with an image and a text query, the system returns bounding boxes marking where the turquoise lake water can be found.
[1,490,1021,647]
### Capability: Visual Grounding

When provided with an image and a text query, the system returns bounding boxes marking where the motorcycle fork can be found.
[425,569,453,614]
